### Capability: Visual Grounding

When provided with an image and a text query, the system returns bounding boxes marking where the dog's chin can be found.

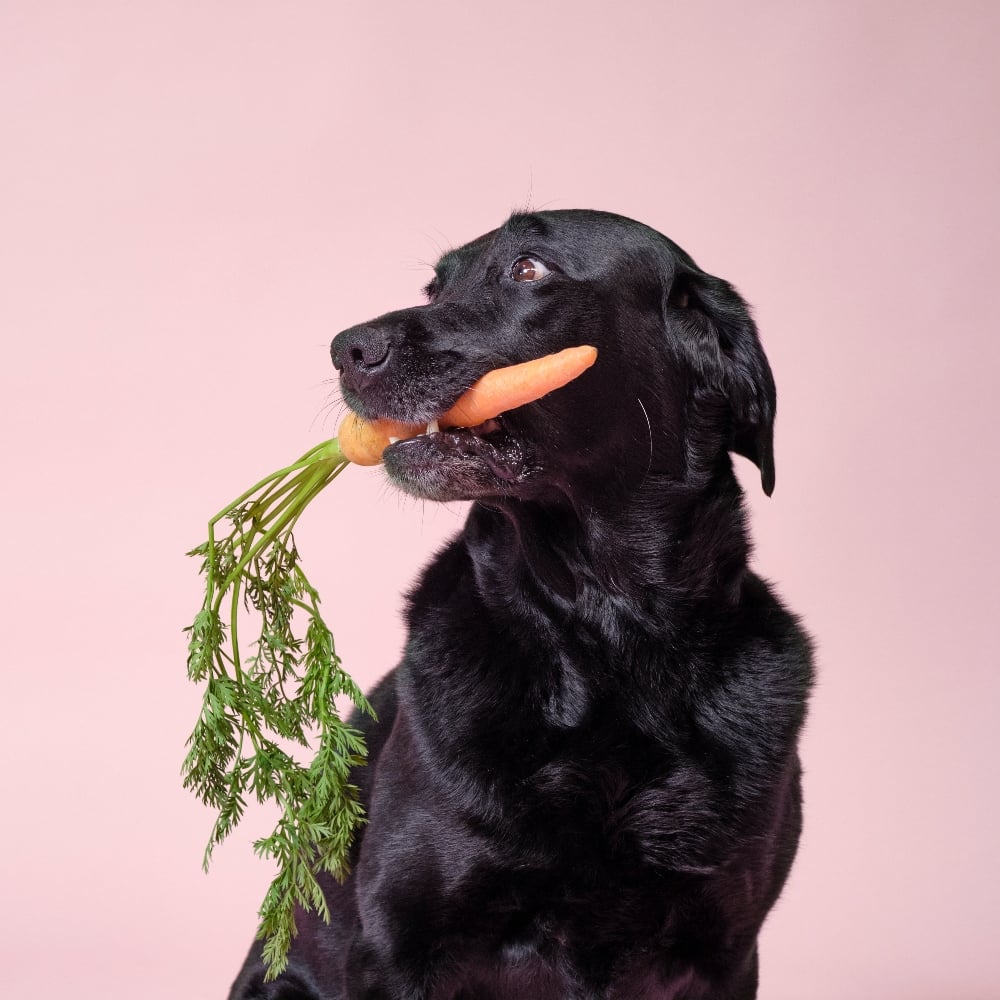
[381,419,528,501]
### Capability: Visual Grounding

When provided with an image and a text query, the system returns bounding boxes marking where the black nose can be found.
[330,325,392,373]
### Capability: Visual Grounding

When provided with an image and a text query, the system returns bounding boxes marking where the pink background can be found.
[2,2,997,997]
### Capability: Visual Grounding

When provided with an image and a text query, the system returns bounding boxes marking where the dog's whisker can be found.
[310,393,350,435]
[407,257,438,273]
[420,229,453,263]
[637,397,653,482]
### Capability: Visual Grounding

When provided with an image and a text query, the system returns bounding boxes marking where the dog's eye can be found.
[511,257,550,282]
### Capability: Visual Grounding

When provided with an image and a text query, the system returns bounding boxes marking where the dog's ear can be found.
[665,267,777,495]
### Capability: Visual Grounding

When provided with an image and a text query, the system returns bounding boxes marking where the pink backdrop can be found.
[2,2,997,997]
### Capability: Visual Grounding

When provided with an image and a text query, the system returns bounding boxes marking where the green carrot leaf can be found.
[182,438,374,980]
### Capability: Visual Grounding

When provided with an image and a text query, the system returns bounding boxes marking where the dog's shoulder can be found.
[678,571,813,796]
[719,571,815,718]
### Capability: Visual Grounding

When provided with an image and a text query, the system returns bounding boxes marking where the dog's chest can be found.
[434,870,701,1000]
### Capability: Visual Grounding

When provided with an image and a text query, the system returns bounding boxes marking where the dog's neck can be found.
[463,462,753,638]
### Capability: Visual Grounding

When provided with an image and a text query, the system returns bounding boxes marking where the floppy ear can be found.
[665,267,777,495]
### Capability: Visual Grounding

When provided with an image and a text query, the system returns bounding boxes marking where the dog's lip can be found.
[386,415,503,444]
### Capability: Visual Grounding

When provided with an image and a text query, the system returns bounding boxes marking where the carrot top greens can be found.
[183,437,372,980]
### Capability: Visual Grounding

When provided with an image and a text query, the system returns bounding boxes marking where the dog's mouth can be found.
[380,413,528,501]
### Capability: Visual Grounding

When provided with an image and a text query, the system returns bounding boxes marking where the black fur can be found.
[229,210,812,999]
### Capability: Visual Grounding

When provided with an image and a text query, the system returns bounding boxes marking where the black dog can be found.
[229,209,813,999]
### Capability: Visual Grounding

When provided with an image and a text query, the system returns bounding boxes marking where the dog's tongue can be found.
[338,345,598,466]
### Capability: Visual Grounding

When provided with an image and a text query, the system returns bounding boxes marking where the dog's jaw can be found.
[381,415,530,501]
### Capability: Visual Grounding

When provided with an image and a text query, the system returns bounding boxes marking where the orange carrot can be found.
[337,344,598,466]
[440,345,598,429]
[337,413,422,466]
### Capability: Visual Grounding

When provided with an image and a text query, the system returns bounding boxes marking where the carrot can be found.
[336,413,423,467]
[338,344,598,465]
[440,344,598,429]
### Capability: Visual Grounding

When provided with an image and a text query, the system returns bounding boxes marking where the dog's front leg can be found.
[342,841,465,1000]
[340,717,462,1000]
[343,933,434,1000]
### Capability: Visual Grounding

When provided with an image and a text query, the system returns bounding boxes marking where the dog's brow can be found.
[431,250,466,284]
[504,213,558,248]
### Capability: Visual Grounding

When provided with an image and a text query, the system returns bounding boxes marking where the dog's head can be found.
[331,210,775,504]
